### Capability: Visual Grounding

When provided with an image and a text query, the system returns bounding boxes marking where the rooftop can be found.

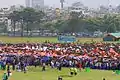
[108,33,120,38]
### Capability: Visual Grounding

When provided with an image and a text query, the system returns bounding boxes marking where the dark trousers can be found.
[58,66,61,71]
[42,66,45,71]
[23,67,26,73]
[7,71,10,77]
[12,65,15,71]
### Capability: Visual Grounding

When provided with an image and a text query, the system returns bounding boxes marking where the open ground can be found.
[0,67,120,80]
[0,36,102,43]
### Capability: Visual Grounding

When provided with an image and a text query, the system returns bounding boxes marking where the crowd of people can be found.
[0,42,120,74]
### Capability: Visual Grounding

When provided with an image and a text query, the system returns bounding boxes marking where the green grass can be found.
[0,67,120,80]
[0,37,58,43]
[0,36,102,43]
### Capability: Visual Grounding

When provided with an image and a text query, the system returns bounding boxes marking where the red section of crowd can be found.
[0,43,120,60]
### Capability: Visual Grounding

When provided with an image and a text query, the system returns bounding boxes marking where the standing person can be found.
[23,62,27,73]
[117,62,120,70]
[74,67,78,75]
[58,62,62,71]
[51,61,54,68]
[70,67,74,76]
[2,73,8,80]
[69,60,72,67]
[2,60,6,70]
[7,63,10,77]
[12,59,15,71]
[20,61,24,71]
[34,59,37,68]
[17,62,21,72]
[78,62,82,71]
[42,63,46,71]
[56,61,61,71]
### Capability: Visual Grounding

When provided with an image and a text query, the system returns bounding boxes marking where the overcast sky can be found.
[0,0,120,8]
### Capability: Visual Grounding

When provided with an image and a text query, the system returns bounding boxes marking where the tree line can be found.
[8,8,45,36]
[0,7,120,36]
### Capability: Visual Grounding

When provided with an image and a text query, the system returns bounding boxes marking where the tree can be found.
[8,11,20,36]
[83,15,120,33]
[101,15,119,33]
[66,10,83,33]
[0,22,8,35]
[53,20,68,33]
[21,8,45,36]
[8,7,45,37]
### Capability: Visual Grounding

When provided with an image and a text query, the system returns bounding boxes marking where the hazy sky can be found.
[0,0,120,8]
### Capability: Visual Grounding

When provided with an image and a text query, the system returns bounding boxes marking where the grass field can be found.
[0,36,102,43]
[0,67,120,80]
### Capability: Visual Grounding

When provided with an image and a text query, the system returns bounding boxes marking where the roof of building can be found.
[108,33,120,38]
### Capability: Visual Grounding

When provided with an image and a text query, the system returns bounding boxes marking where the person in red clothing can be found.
[77,62,82,71]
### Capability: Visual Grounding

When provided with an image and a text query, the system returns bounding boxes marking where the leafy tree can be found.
[8,7,45,36]
[21,8,45,36]
[8,11,20,36]
[0,22,7,35]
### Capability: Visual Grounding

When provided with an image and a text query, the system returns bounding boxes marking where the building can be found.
[69,2,85,14]
[103,33,120,41]
[26,0,44,9]
[26,0,31,7]
[0,8,9,23]
[0,8,11,32]
[68,2,91,18]
[32,0,44,9]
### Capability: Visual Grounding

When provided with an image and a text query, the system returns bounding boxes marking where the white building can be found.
[0,8,9,23]
[69,2,87,18]
[0,8,11,31]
